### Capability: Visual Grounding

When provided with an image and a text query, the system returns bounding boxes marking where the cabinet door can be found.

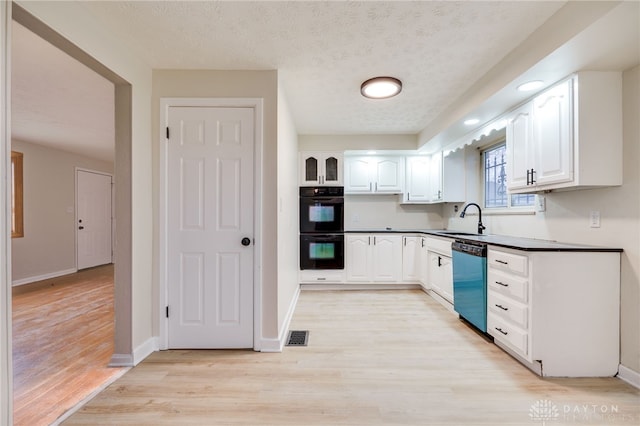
[344,157,372,193]
[300,153,321,186]
[533,80,573,187]
[420,238,429,288]
[345,234,371,282]
[428,252,453,303]
[323,154,343,186]
[429,152,443,201]
[374,157,404,193]
[371,234,402,282]
[506,103,534,190]
[402,236,421,282]
[440,255,453,303]
[405,156,430,202]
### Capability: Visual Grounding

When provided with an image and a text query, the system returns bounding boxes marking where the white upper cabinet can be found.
[344,155,404,194]
[404,156,431,202]
[403,150,465,204]
[429,152,443,201]
[299,152,343,186]
[506,72,622,193]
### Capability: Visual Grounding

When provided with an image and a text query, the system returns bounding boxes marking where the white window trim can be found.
[480,141,536,214]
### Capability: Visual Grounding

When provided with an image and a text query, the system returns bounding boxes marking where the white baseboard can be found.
[617,364,640,389]
[108,337,158,367]
[301,283,421,291]
[259,285,301,353]
[133,337,158,365]
[12,268,77,286]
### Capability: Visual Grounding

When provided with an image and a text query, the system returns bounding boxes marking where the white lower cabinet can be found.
[487,246,620,377]
[402,236,421,282]
[424,237,454,304]
[345,234,402,283]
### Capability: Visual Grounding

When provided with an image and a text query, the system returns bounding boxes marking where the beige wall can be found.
[11,140,113,283]
[277,83,300,334]
[443,65,640,374]
[300,134,417,152]
[151,69,280,343]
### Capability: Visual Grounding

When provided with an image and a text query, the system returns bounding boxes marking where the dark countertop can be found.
[344,229,623,252]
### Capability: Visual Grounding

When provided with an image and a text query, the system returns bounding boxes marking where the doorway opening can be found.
[8,3,133,423]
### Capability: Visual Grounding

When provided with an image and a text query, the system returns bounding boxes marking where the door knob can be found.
[241,237,251,246]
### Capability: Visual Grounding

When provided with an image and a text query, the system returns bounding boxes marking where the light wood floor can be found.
[12,264,125,426]
[63,289,638,425]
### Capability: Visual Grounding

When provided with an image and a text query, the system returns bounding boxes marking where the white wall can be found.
[443,65,640,375]
[11,140,113,284]
[276,83,300,336]
[151,69,280,344]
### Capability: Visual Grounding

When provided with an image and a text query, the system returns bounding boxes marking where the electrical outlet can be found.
[352,213,360,223]
[536,195,546,212]
[590,211,601,228]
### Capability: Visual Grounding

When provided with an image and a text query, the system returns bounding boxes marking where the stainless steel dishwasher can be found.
[452,240,488,332]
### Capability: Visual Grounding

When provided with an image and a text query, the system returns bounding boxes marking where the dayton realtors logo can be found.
[529,399,560,424]
[529,399,633,423]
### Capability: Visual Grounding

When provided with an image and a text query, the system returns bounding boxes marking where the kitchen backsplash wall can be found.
[345,194,444,231]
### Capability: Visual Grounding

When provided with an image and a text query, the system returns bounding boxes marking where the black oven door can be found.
[300,234,344,270]
[299,197,344,233]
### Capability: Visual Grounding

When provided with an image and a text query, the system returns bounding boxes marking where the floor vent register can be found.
[286,330,309,346]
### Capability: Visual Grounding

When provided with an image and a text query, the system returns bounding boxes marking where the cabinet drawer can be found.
[488,249,528,276]
[300,270,345,283]
[487,269,528,303]
[488,292,528,329]
[425,237,452,256]
[488,313,528,358]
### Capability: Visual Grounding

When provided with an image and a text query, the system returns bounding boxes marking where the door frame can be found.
[75,168,114,270]
[158,97,263,351]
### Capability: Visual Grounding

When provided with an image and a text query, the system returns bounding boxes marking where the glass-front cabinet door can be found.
[299,152,343,186]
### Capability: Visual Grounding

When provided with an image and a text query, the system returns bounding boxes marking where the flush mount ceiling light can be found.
[361,77,402,99]
[517,80,545,92]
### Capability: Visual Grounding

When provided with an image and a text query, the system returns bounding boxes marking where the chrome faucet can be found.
[460,203,486,234]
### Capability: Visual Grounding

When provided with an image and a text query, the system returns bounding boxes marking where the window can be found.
[11,151,24,238]
[483,142,534,210]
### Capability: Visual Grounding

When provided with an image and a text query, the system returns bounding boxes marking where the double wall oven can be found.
[299,186,344,270]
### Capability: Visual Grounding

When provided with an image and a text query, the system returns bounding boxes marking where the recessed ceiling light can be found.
[517,80,545,92]
[361,77,402,99]
[464,118,480,126]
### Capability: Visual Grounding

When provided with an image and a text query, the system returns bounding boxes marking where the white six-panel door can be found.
[76,169,112,270]
[166,106,254,349]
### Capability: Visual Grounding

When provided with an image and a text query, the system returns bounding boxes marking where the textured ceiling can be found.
[12,1,637,162]
[11,20,115,161]
[79,0,566,135]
